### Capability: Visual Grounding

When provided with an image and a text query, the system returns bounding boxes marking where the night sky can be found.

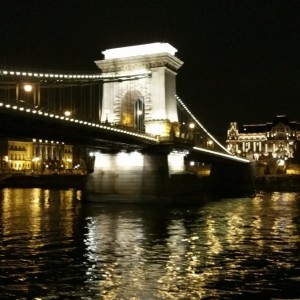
[1,0,300,138]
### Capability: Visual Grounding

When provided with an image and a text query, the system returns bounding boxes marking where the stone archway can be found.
[120,90,144,130]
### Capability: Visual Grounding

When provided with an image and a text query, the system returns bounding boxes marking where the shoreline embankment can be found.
[0,174,86,189]
[254,174,300,192]
[1,173,300,194]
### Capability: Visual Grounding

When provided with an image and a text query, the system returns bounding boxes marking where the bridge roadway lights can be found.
[0,101,158,146]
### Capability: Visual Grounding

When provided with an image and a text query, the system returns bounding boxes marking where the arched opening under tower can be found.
[121,90,145,131]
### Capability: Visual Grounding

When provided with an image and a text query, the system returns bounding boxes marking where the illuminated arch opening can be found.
[121,90,145,131]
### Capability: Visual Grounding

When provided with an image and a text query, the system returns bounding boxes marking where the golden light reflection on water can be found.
[158,221,190,298]
[1,188,82,243]
[80,192,300,299]
[270,193,299,254]
[1,190,300,299]
[205,215,223,255]
[226,212,244,250]
[84,213,153,299]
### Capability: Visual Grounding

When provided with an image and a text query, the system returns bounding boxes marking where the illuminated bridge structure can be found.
[0,43,253,203]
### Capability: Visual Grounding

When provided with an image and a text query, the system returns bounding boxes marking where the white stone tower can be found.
[94,42,183,139]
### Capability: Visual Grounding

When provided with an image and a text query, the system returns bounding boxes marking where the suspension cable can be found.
[176,95,231,154]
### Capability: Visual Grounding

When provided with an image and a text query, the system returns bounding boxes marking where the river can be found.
[0,188,300,299]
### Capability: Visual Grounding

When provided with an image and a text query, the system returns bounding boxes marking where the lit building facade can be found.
[0,139,33,171]
[226,115,300,174]
[32,139,74,173]
[0,138,74,173]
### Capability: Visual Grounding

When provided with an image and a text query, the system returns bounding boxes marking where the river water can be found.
[0,188,300,299]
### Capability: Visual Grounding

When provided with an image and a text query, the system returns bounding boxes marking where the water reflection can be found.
[81,192,300,299]
[0,189,300,299]
[1,188,82,239]
[0,188,83,298]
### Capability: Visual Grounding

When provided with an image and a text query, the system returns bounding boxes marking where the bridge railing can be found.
[0,99,160,146]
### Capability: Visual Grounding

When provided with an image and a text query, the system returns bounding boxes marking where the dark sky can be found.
[1,0,300,137]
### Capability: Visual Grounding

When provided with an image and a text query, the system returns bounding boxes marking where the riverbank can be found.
[0,173,87,189]
[254,174,300,192]
[1,173,300,193]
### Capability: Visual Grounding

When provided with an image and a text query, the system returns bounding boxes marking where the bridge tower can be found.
[95,42,183,140]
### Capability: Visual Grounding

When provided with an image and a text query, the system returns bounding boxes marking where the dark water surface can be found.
[0,188,300,299]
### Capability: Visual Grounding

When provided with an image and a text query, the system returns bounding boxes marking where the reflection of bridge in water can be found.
[0,42,252,203]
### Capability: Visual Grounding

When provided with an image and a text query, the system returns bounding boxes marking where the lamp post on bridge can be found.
[64,110,71,117]
[189,123,195,140]
[23,84,32,92]
[16,83,40,107]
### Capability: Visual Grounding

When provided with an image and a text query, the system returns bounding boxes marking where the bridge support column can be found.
[84,150,172,203]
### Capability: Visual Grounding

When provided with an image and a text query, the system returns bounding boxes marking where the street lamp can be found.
[64,110,71,117]
[24,84,33,92]
[189,123,195,139]
[189,123,195,129]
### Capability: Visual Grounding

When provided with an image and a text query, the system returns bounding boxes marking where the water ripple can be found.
[0,189,300,299]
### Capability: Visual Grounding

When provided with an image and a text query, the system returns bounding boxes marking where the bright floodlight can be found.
[24,84,33,92]
[102,42,177,59]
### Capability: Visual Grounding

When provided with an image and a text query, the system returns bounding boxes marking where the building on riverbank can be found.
[0,138,79,173]
[226,115,300,175]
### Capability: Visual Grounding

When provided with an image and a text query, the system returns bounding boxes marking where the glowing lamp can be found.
[24,84,33,92]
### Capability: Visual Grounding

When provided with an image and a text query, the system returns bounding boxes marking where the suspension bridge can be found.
[0,42,252,203]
